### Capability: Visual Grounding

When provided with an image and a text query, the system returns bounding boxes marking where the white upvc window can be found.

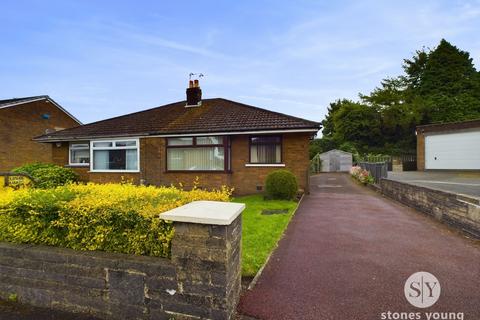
[166,136,229,171]
[69,142,90,166]
[90,139,140,172]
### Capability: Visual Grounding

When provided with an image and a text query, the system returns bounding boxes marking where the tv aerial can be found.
[189,73,204,80]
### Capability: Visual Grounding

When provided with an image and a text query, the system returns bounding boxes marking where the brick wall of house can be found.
[51,132,312,195]
[416,132,425,171]
[0,100,79,171]
[230,133,310,194]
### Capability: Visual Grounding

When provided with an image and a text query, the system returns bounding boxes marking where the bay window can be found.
[91,139,139,172]
[69,142,90,165]
[166,136,229,171]
[249,135,282,164]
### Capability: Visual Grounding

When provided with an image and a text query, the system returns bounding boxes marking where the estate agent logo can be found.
[404,272,441,308]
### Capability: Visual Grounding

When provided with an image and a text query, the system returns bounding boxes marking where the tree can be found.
[309,137,336,159]
[406,39,480,123]
[332,101,382,153]
[361,77,419,152]
[403,48,429,89]
[321,100,346,137]
[314,39,480,156]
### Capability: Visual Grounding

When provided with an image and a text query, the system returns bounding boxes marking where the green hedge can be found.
[0,183,232,257]
[12,163,78,188]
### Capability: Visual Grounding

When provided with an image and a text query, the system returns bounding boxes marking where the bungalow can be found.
[0,95,81,171]
[35,81,320,195]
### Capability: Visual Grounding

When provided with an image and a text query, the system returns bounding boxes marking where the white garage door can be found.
[425,130,480,169]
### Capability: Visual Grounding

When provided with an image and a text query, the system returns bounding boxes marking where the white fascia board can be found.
[0,98,46,109]
[46,97,83,125]
[245,163,286,167]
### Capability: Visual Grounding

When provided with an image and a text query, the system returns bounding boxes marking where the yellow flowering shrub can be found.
[0,183,232,257]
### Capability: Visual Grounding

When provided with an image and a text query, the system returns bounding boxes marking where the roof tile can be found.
[36,98,320,141]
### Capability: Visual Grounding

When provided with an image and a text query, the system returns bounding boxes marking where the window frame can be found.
[68,142,90,166]
[165,136,231,172]
[90,138,140,173]
[248,135,283,164]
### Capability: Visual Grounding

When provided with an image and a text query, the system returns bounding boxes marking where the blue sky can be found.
[1,1,480,124]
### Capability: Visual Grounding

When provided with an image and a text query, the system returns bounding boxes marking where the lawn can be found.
[233,194,298,277]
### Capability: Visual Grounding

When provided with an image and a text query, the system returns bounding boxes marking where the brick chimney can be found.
[186,79,202,107]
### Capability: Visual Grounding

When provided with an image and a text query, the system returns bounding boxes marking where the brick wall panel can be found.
[51,132,312,195]
[0,100,79,171]
[417,133,425,171]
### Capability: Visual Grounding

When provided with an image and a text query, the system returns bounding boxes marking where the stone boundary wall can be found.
[380,179,480,239]
[0,201,244,320]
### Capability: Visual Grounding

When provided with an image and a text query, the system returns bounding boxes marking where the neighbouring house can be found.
[0,95,81,171]
[319,149,352,172]
[416,119,480,170]
[34,81,320,194]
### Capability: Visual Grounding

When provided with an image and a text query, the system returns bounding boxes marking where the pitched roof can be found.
[0,95,82,125]
[320,149,352,156]
[35,98,320,141]
[0,95,48,107]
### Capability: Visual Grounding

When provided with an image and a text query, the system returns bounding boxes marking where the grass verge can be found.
[233,194,298,277]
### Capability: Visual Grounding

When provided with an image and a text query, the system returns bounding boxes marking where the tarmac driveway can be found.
[238,173,480,320]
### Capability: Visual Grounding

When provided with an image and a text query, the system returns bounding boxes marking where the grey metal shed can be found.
[319,149,353,172]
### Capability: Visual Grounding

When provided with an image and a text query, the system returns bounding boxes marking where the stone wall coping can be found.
[159,200,245,225]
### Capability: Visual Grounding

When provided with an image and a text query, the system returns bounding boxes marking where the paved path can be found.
[238,173,480,320]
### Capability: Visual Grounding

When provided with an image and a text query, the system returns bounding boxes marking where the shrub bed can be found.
[12,163,78,188]
[0,183,232,258]
[350,166,374,185]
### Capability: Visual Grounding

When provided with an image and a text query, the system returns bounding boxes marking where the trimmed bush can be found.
[0,183,232,257]
[265,170,298,200]
[12,163,78,189]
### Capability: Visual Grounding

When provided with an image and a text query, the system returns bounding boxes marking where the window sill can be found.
[66,164,90,167]
[88,170,140,173]
[245,163,286,167]
[164,170,232,174]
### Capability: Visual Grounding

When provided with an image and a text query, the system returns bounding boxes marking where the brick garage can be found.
[0,96,80,171]
[416,119,480,171]
[38,83,319,195]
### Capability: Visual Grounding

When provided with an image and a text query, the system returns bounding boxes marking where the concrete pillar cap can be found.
[160,201,245,225]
